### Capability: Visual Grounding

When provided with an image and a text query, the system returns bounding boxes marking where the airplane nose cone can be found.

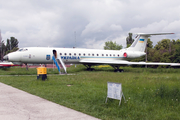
[3,55,9,61]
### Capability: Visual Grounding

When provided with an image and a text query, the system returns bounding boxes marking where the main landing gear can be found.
[112,66,124,72]
[84,65,95,71]
[83,64,124,72]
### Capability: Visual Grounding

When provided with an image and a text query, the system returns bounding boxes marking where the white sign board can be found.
[106,82,125,106]
[107,82,122,100]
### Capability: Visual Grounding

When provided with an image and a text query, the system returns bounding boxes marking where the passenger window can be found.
[83,53,85,56]
[64,53,67,55]
[110,54,111,56]
[88,53,90,56]
[79,53,81,56]
[118,54,119,57]
[60,53,62,55]
[106,54,108,56]
[97,54,99,56]
[113,54,115,57]
[92,54,94,56]
[69,53,71,55]
[74,53,76,56]
[102,54,104,56]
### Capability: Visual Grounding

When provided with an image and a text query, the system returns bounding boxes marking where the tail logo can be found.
[139,39,144,43]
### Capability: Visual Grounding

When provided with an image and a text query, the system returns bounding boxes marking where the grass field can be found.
[0,65,179,120]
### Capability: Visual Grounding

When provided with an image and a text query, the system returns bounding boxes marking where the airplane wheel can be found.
[114,69,124,72]
[91,68,95,71]
[87,68,95,71]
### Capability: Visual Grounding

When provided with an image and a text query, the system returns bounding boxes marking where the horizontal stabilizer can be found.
[135,33,174,37]
[128,32,174,52]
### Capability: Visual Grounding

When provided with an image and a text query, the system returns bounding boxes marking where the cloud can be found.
[129,20,169,33]
[0,0,180,49]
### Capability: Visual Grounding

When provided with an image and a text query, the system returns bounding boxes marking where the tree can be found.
[173,39,180,63]
[0,41,5,61]
[153,39,176,63]
[5,37,19,54]
[147,38,153,48]
[154,39,171,50]
[126,33,134,48]
[104,41,123,50]
[0,37,19,60]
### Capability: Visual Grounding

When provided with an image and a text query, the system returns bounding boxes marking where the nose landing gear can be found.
[83,65,95,71]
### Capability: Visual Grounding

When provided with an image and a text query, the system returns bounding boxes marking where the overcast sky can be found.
[0,0,180,49]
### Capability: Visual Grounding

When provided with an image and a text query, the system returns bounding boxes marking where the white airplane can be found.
[3,33,180,73]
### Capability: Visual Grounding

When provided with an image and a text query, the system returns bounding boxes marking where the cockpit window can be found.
[18,48,28,52]
[19,49,23,51]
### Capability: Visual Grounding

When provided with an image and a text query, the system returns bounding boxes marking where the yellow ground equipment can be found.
[37,67,47,80]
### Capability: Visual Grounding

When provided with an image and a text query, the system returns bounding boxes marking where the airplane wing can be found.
[80,59,180,66]
[0,62,17,68]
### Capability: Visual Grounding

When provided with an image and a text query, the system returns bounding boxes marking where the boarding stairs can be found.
[52,55,67,74]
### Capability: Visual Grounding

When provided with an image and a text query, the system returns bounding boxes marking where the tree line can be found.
[104,33,180,68]
[131,38,180,68]
[0,37,19,61]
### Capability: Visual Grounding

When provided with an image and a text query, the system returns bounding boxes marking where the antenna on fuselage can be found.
[74,31,76,48]
[74,31,77,68]
[0,30,2,45]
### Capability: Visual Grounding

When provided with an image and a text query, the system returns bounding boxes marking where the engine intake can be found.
[123,51,145,58]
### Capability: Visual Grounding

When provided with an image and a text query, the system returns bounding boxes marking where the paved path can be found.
[0,82,100,120]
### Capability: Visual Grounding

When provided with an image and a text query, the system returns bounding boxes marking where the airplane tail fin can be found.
[127,33,174,52]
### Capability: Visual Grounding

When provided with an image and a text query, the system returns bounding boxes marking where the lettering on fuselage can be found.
[46,55,80,60]
[23,55,29,58]
[61,56,80,60]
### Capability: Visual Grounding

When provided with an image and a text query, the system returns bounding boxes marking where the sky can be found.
[0,0,180,49]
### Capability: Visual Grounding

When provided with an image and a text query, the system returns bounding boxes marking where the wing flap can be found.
[80,59,180,66]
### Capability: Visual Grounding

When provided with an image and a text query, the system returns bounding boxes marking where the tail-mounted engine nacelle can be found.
[123,51,146,58]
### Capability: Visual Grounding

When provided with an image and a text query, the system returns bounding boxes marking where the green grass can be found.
[0,67,59,75]
[0,65,179,120]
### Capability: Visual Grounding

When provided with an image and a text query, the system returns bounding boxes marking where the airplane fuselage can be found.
[5,47,146,65]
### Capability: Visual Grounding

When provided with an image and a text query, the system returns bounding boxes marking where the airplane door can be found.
[53,50,57,58]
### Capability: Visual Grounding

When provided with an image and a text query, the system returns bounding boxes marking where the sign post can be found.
[105,82,126,106]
